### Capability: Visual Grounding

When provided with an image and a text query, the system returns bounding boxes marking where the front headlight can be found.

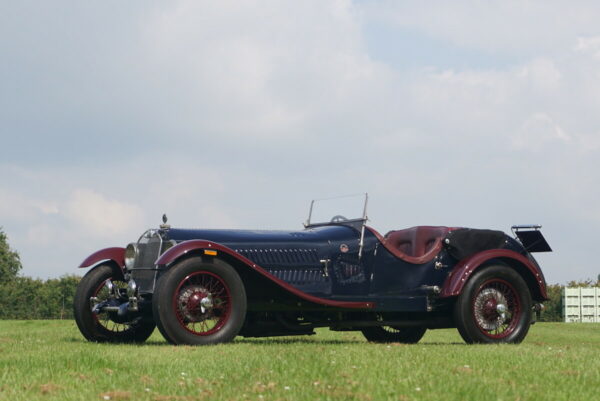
[163,239,177,252]
[124,243,138,270]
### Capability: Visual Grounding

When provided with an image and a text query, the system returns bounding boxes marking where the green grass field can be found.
[0,321,599,401]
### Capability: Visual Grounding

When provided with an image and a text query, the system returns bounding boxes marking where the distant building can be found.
[563,287,600,322]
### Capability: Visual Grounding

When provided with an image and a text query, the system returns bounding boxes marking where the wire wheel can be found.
[454,264,532,344]
[173,271,232,336]
[92,279,131,333]
[153,257,247,345]
[73,264,155,343]
[472,279,520,339]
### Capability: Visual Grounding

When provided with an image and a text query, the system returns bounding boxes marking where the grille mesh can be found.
[131,237,164,294]
[133,240,162,269]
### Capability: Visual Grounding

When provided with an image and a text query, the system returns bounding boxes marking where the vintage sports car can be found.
[74,194,551,345]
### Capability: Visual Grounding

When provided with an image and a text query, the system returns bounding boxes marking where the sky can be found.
[1,0,600,284]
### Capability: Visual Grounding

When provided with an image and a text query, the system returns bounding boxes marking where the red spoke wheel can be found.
[454,265,532,344]
[153,257,247,345]
[173,271,232,336]
[73,264,156,343]
[472,279,520,338]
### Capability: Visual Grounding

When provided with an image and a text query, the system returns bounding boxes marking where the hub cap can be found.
[472,279,520,338]
[173,271,231,336]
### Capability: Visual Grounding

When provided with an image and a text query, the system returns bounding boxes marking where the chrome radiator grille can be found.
[130,236,164,294]
[133,239,163,269]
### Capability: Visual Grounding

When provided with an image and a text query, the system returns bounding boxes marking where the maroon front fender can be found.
[156,240,375,309]
[79,247,125,270]
[439,249,547,299]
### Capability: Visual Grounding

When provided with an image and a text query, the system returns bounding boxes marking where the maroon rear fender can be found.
[156,240,375,310]
[79,247,125,270]
[439,249,547,300]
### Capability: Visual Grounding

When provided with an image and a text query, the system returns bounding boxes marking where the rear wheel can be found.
[454,265,532,344]
[73,264,155,343]
[153,256,247,345]
[361,326,426,343]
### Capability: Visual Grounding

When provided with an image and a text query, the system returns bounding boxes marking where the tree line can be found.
[0,228,596,321]
[0,275,80,319]
[0,228,81,319]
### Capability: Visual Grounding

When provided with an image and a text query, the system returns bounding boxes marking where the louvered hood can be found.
[165,225,360,294]
[165,225,359,269]
[166,225,357,249]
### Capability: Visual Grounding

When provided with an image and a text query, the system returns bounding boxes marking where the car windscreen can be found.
[306,193,367,226]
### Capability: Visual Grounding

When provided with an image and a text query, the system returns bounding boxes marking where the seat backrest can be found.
[383,226,450,263]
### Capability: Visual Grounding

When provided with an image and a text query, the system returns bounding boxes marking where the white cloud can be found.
[518,59,562,92]
[366,1,600,55]
[134,0,392,139]
[64,189,144,238]
[0,190,36,223]
[512,113,571,151]
[0,186,59,223]
[2,1,600,283]
[26,224,55,247]
[575,36,600,60]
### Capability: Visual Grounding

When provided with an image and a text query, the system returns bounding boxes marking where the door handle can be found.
[320,259,330,277]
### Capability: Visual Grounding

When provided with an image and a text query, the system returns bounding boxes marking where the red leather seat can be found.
[372,226,450,264]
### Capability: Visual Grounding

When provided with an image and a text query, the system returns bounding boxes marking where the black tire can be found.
[361,326,426,343]
[152,256,247,345]
[151,269,175,344]
[73,264,155,343]
[454,264,532,344]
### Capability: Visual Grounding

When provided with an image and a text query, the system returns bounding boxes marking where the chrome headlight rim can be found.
[124,243,138,270]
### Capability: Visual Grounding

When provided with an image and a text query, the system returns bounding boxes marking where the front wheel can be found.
[454,265,532,344]
[73,264,155,343]
[361,326,426,343]
[153,257,247,345]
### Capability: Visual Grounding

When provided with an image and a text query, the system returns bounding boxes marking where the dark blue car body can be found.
[76,210,551,345]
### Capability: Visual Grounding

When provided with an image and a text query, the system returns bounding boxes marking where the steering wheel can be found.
[330,215,349,223]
